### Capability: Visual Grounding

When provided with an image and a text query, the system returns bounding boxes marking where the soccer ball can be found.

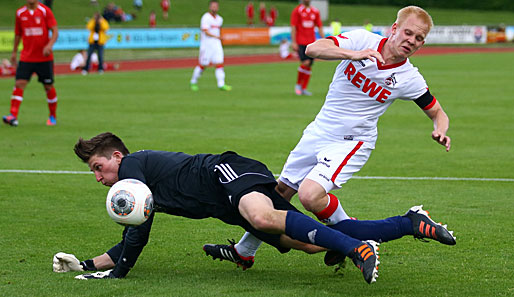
[106,179,154,226]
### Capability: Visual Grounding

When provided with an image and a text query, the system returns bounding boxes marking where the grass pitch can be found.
[1,52,513,296]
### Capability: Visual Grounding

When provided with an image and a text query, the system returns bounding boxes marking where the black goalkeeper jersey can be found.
[108,150,280,277]
[118,150,230,219]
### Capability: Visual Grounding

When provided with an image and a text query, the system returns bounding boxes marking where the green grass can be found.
[0,52,513,296]
[1,0,514,29]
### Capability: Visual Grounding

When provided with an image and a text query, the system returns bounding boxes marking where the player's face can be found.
[209,2,219,14]
[389,15,429,59]
[88,151,123,187]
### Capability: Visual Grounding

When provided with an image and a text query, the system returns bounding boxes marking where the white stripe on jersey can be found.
[214,163,271,184]
[215,163,239,182]
[224,163,238,179]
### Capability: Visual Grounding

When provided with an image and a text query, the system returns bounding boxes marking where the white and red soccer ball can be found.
[106,179,154,226]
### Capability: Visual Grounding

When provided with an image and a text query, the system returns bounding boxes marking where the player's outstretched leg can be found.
[404,205,456,245]
[203,239,255,270]
[349,240,380,284]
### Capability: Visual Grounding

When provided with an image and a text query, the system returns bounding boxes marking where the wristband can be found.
[80,259,97,271]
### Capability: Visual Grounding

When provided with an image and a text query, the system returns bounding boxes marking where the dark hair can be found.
[74,132,130,163]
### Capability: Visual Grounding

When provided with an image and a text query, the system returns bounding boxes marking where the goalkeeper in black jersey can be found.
[52,132,381,283]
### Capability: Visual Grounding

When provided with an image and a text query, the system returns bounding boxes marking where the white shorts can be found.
[199,43,224,66]
[279,124,374,193]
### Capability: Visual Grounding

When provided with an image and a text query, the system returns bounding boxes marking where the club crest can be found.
[385,73,397,87]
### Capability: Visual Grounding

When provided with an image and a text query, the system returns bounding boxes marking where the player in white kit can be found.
[190,0,232,91]
[204,6,455,270]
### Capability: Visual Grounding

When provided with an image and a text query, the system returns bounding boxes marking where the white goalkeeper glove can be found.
[75,269,116,280]
[52,252,84,273]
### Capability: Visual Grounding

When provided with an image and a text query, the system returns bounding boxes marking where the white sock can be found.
[327,200,350,225]
[190,66,203,84]
[215,67,225,87]
[234,232,262,257]
[315,193,350,225]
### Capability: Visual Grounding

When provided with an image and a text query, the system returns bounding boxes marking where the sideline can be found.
[0,169,512,182]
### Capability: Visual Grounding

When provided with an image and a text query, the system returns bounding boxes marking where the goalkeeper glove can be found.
[75,269,117,280]
[53,252,84,273]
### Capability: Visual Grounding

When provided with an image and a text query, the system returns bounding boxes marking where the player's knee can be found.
[297,185,324,212]
[15,80,27,89]
[248,211,279,233]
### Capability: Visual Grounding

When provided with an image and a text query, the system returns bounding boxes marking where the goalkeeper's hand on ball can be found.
[52,252,84,273]
[75,269,117,280]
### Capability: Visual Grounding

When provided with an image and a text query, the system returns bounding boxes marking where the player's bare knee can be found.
[249,212,279,233]
[15,80,27,89]
[297,188,320,212]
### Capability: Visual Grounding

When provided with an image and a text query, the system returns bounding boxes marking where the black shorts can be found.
[297,44,314,63]
[15,61,54,84]
[214,152,302,253]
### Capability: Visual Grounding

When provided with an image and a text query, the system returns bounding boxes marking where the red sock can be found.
[10,87,23,118]
[301,65,312,90]
[46,87,57,117]
[314,193,339,223]
[296,66,305,85]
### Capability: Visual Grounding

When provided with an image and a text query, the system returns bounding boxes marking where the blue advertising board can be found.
[53,28,201,50]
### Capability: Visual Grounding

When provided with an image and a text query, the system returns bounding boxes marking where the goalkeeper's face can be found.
[87,151,123,187]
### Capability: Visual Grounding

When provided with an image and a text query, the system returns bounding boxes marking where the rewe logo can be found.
[344,63,391,103]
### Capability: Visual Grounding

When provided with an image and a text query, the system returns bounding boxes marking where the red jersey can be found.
[15,3,57,63]
[259,7,266,22]
[246,3,254,18]
[270,7,278,22]
[149,14,156,28]
[161,0,170,12]
[290,4,322,45]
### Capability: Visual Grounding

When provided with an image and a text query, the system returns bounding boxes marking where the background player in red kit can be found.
[160,0,170,20]
[259,2,266,24]
[245,1,254,26]
[3,0,59,127]
[290,0,324,96]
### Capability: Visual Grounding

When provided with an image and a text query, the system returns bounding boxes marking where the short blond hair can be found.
[396,6,433,32]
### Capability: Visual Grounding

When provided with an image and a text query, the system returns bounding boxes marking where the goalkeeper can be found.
[54,132,382,284]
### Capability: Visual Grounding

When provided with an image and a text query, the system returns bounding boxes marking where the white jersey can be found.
[313,29,428,144]
[200,12,223,49]
[70,52,98,70]
[279,40,291,59]
[279,29,431,192]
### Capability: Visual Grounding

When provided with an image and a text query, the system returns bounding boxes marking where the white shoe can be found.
[81,70,88,76]
[301,89,312,96]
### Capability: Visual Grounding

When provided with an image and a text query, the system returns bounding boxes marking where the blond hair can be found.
[396,6,433,32]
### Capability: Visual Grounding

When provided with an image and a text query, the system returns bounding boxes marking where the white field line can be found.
[0,169,513,182]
